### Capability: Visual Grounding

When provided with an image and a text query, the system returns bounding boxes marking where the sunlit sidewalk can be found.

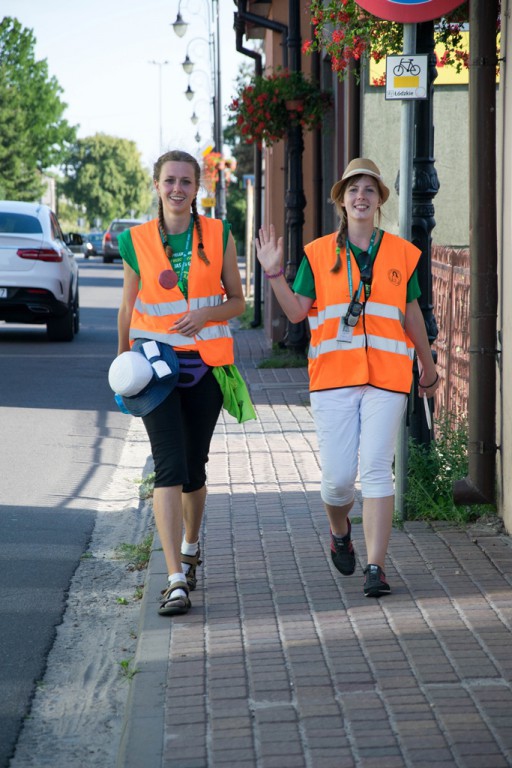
[118,326,512,768]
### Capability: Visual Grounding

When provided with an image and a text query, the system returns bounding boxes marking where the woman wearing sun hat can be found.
[255,157,440,597]
[116,149,245,616]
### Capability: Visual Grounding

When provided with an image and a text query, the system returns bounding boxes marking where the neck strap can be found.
[345,228,377,296]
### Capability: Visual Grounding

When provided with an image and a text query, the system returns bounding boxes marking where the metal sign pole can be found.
[395,22,416,521]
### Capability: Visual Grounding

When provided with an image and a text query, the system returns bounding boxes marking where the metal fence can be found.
[431,246,470,418]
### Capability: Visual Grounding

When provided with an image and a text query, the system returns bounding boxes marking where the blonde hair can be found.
[153,150,209,266]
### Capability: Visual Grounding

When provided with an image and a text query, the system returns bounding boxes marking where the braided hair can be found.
[153,150,210,266]
[330,174,382,274]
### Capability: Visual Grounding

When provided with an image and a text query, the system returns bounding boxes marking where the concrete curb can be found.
[116,537,168,768]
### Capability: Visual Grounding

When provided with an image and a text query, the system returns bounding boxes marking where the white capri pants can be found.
[310,385,407,506]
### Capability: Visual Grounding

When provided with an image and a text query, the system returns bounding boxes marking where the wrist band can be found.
[265,268,284,279]
[421,372,439,388]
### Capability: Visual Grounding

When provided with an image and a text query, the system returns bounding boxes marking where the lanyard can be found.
[174,219,193,286]
[345,228,377,298]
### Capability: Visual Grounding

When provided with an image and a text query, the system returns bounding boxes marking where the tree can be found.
[62,134,152,227]
[0,17,77,199]
[223,120,255,252]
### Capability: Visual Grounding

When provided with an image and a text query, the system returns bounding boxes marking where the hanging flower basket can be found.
[228,68,332,148]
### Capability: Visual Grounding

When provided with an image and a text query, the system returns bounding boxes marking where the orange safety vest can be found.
[304,231,421,394]
[129,217,234,367]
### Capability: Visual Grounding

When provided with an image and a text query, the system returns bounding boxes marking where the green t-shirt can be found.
[118,219,232,299]
[293,232,421,303]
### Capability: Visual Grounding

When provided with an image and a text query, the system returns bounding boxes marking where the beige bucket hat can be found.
[331,157,390,204]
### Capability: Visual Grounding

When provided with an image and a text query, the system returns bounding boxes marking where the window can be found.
[0,213,43,234]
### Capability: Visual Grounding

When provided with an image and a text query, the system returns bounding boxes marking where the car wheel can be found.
[103,255,113,264]
[73,289,80,335]
[47,295,75,342]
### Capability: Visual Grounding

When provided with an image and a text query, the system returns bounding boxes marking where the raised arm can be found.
[255,224,313,324]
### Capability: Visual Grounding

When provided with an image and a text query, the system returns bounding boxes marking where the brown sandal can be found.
[158,581,191,616]
[181,544,202,591]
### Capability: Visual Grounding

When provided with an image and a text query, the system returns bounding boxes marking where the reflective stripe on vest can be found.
[134,296,188,317]
[129,325,232,347]
[365,301,405,325]
[308,330,414,361]
[134,294,223,317]
[308,300,404,333]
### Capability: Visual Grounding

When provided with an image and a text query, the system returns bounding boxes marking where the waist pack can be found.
[176,352,210,388]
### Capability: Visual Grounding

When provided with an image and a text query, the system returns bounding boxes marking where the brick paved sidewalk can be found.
[118,327,512,768]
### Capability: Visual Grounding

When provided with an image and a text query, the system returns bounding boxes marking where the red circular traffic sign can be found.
[356,0,465,23]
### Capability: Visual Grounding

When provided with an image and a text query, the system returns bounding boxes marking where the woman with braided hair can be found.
[117,149,244,615]
[255,158,439,598]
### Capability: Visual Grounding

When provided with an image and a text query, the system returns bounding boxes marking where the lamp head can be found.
[172,12,188,37]
[182,54,194,75]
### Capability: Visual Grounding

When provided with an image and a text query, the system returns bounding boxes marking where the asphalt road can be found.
[0,257,130,768]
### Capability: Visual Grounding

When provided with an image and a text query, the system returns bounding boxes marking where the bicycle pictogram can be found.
[393,57,421,77]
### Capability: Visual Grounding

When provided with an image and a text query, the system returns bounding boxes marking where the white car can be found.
[0,201,80,341]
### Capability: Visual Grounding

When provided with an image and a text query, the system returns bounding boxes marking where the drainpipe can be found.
[452,0,498,505]
[234,2,288,327]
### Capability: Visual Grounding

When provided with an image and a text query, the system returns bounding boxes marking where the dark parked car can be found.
[83,232,105,258]
[0,200,80,341]
[102,219,142,263]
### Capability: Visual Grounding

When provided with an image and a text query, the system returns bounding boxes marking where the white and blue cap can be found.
[108,339,179,416]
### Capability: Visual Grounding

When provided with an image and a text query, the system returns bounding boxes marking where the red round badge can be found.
[355,0,465,23]
[159,269,179,290]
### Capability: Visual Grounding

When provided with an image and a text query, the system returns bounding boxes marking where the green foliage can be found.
[236,299,255,330]
[224,119,254,174]
[405,410,493,524]
[137,472,155,499]
[119,658,139,680]
[224,110,254,252]
[61,134,152,227]
[54,196,85,232]
[115,534,153,571]
[0,17,77,199]
[226,181,247,254]
[258,344,307,369]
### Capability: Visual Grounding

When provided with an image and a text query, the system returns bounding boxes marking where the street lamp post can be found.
[284,0,308,352]
[181,37,211,75]
[171,0,226,219]
[148,59,169,153]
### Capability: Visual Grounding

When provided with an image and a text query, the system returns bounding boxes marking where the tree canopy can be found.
[0,16,77,199]
[62,134,152,227]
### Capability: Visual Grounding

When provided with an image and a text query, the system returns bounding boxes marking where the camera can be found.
[344,298,364,327]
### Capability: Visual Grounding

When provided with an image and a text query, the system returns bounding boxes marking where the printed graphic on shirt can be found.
[388,268,402,286]
[171,248,190,295]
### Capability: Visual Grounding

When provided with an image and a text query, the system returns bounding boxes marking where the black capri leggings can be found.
[142,369,223,492]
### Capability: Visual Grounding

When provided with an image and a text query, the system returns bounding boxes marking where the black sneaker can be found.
[363,564,391,597]
[330,519,356,575]
[181,544,202,591]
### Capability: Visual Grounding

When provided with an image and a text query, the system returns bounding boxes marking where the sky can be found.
[4,0,252,169]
